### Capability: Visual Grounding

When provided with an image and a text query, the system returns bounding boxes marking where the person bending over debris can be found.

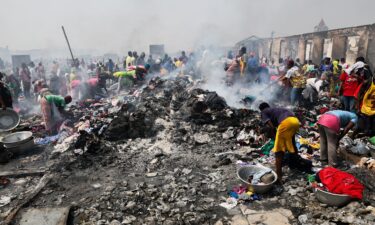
[317,110,358,167]
[114,65,150,93]
[83,75,109,99]
[259,102,300,183]
[302,72,328,105]
[40,94,72,134]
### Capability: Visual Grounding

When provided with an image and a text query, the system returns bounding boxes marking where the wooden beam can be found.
[2,173,53,225]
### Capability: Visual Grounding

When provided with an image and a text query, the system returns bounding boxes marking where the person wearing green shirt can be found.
[40,95,72,134]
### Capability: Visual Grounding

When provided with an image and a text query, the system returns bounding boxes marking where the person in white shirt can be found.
[302,72,328,104]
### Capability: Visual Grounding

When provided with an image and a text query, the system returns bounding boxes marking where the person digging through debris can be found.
[317,110,358,167]
[259,102,301,184]
[114,64,150,93]
[83,74,110,99]
[40,94,72,134]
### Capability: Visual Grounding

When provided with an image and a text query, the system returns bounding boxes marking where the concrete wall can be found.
[235,24,375,69]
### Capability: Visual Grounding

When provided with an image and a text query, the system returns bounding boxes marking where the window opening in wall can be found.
[305,40,314,61]
[346,36,360,65]
[323,38,333,58]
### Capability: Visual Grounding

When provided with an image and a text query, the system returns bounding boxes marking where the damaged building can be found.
[235,23,375,69]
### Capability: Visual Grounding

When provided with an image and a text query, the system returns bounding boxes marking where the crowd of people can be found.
[0,47,374,184]
[0,50,198,134]
[225,47,374,183]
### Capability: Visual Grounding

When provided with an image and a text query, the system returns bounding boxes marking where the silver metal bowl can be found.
[2,131,33,148]
[5,137,35,155]
[0,109,20,131]
[315,188,352,207]
[237,165,278,194]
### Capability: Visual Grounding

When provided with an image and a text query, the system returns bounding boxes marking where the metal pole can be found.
[61,26,75,63]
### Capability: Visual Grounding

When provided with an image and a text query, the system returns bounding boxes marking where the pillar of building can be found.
[271,38,281,64]
[312,36,324,64]
[358,30,369,58]
[297,38,306,62]
[331,36,347,60]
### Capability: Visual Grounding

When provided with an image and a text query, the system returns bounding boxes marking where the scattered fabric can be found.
[0,196,11,207]
[369,136,375,146]
[261,139,274,155]
[251,167,273,184]
[35,134,60,145]
[219,197,238,209]
[318,167,364,199]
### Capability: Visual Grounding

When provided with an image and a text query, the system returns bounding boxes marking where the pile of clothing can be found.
[311,167,364,200]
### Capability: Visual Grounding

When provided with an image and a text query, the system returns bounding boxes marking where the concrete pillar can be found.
[358,30,369,58]
[297,38,306,62]
[331,36,347,60]
[271,38,281,64]
[312,36,324,64]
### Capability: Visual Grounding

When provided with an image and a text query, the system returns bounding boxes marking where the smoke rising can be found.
[1,0,375,57]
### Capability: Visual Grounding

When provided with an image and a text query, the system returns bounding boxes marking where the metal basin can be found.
[5,137,35,155]
[0,109,20,131]
[315,188,352,207]
[2,131,33,148]
[237,165,278,194]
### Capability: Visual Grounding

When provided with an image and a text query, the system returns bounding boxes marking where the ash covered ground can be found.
[1,76,375,225]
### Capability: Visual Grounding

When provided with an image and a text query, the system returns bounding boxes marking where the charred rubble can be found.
[1,77,375,225]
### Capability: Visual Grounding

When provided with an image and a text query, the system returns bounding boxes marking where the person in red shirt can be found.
[339,62,364,112]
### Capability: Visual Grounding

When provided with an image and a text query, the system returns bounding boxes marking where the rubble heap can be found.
[1,77,375,225]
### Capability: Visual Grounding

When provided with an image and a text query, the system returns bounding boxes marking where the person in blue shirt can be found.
[317,110,358,167]
[246,53,259,83]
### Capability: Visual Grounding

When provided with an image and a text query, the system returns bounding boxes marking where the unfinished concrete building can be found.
[235,23,375,70]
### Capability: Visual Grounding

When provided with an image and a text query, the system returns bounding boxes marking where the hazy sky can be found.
[0,0,374,54]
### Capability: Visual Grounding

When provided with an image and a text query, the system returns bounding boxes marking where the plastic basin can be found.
[237,165,278,194]
[315,188,352,207]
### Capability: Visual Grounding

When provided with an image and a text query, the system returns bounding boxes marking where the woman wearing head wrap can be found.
[330,60,342,96]
[339,62,364,112]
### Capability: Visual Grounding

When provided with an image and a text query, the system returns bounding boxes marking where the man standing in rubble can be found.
[19,63,32,99]
[259,102,301,184]
[284,59,306,106]
[0,72,13,110]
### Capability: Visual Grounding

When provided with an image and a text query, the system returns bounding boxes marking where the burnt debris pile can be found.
[104,77,260,142]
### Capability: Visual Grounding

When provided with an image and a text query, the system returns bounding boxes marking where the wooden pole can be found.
[61,26,75,63]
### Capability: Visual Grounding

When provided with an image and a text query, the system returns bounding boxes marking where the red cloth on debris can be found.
[319,107,329,115]
[318,167,364,199]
